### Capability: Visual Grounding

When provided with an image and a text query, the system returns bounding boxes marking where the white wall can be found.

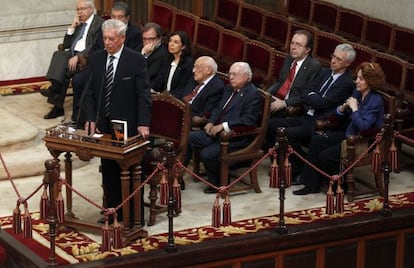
[0,0,76,80]
[325,0,414,29]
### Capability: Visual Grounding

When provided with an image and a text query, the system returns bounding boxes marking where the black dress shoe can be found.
[293,186,319,195]
[43,106,64,119]
[203,187,218,194]
[40,88,51,97]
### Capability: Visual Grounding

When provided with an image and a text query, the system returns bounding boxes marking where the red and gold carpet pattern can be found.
[0,77,50,96]
[1,192,414,265]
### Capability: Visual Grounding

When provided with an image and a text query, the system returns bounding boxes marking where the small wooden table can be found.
[43,125,149,245]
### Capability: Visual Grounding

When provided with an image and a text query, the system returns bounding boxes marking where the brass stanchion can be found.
[381,114,393,216]
[276,127,288,234]
[164,142,178,252]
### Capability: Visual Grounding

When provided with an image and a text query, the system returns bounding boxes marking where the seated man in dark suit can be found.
[71,1,143,125]
[189,62,262,193]
[182,56,224,118]
[41,0,104,119]
[140,22,169,93]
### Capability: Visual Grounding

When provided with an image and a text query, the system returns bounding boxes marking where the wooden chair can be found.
[259,11,290,51]
[219,89,271,193]
[286,0,312,23]
[171,9,199,44]
[236,2,265,39]
[391,26,414,63]
[193,18,224,59]
[145,93,191,226]
[216,28,248,74]
[347,41,376,71]
[150,0,176,37]
[340,90,396,202]
[269,49,289,89]
[313,31,346,67]
[192,89,271,193]
[309,0,339,32]
[363,16,395,52]
[335,7,367,43]
[244,39,276,89]
[212,0,241,30]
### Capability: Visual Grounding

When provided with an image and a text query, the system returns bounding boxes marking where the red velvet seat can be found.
[193,19,223,59]
[171,9,199,43]
[236,2,264,39]
[212,0,241,29]
[150,0,176,37]
[146,93,191,226]
[347,41,376,71]
[286,0,312,23]
[244,39,275,89]
[392,26,414,63]
[259,11,290,51]
[216,29,248,73]
[309,0,339,32]
[335,7,367,43]
[269,49,289,88]
[374,51,407,92]
[363,16,395,52]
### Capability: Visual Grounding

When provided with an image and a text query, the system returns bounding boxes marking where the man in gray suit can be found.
[41,0,104,119]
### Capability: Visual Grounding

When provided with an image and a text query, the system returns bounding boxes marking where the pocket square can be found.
[122,76,132,80]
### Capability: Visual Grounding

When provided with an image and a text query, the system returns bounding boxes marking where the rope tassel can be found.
[172,175,182,210]
[284,153,292,187]
[40,184,49,221]
[23,204,32,239]
[101,217,111,252]
[335,183,344,214]
[55,182,65,224]
[389,137,399,173]
[371,142,381,174]
[326,181,334,215]
[12,203,22,234]
[222,194,231,226]
[112,215,122,249]
[269,155,279,188]
[212,193,221,228]
[159,169,168,206]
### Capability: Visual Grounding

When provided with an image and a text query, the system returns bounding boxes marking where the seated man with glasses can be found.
[189,62,262,193]
[41,0,104,120]
[140,22,169,93]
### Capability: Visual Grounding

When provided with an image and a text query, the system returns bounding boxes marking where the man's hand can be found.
[208,124,224,136]
[68,55,79,72]
[71,15,81,29]
[138,126,150,139]
[270,98,287,112]
[204,122,213,133]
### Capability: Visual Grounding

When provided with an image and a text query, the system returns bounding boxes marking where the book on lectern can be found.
[111,119,128,143]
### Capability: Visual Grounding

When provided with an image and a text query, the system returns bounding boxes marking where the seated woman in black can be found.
[294,62,386,195]
[162,30,194,99]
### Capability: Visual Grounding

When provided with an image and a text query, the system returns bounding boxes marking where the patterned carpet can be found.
[1,192,413,265]
[0,77,50,96]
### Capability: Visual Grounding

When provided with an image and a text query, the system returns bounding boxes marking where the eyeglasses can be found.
[228,72,245,77]
[143,37,158,41]
[331,54,344,62]
[75,6,90,12]
[290,41,306,48]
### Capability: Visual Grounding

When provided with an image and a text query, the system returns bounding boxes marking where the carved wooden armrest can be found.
[286,105,304,116]
[192,116,208,130]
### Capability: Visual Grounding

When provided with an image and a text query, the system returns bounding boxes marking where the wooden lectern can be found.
[43,124,150,245]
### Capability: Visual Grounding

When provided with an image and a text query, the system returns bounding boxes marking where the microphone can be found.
[75,69,93,130]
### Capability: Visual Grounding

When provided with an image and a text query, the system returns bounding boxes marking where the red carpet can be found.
[1,192,414,265]
[0,77,50,96]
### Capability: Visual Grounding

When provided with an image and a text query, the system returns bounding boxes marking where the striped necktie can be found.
[104,55,115,118]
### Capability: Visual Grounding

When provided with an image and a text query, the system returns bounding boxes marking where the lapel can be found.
[112,48,126,89]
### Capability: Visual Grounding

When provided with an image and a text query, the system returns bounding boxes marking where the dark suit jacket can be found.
[163,55,194,99]
[63,14,104,58]
[91,23,143,53]
[84,47,151,136]
[183,75,224,117]
[305,68,355,119]
[269,55,321,106]
[144,42,169,92]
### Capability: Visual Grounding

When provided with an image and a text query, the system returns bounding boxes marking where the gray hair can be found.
[112,1,130,17]
[198,56,218,74]
[142,22,163,38]
[335,43,356,63]
[102,19,127,36]
[233,62,253,81]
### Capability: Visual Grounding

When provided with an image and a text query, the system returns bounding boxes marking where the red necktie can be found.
[275,61,297,99]
[183,83,203,103]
